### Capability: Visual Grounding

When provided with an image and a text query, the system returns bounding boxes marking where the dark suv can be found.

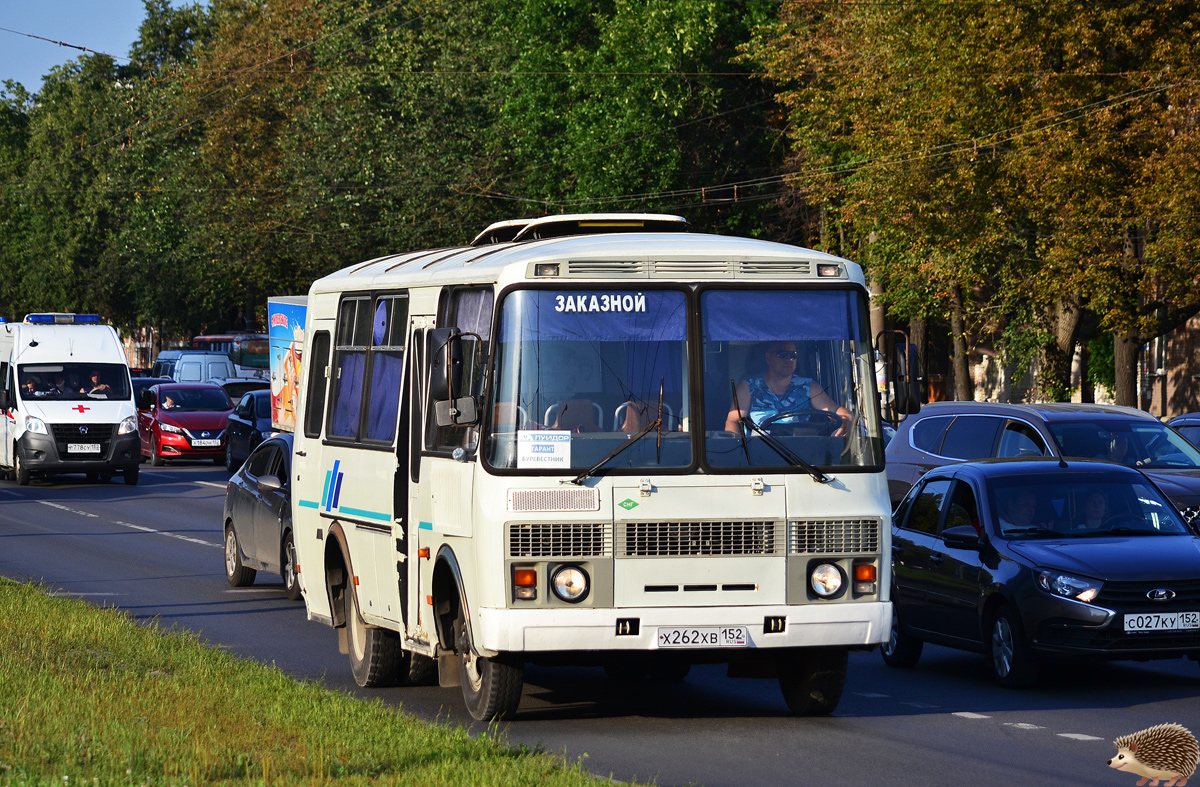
[885,402,1200,522]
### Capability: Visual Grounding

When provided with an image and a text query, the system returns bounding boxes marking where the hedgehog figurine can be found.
[1109,723,1199,786]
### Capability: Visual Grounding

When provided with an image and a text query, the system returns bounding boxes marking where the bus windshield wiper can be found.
[730,379,830,484]
[565,384,664,486]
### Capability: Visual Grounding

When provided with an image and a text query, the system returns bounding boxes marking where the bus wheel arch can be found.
[323,524,352,629]
[431,546,467,652]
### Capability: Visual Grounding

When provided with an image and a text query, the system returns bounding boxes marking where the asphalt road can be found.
[3,463,1199,787]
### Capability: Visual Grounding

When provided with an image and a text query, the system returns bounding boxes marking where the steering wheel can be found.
[1101,514,1144,531]
[758,409,845,437]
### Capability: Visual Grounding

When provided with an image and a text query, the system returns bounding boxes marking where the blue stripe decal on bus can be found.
[320,470,332,509]
[332,472,344,510]
[418,521,433,530]
[328,460,342,511]
[339,506,392,522]
[298,500,320,509]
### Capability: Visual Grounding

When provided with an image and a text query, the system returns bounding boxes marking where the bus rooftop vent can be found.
[472,213,688,246]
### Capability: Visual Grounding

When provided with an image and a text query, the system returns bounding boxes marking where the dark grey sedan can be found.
[225,389,277,471]
[883,458,1200,687]
[884,401,1200,524]
[222,433,298,600]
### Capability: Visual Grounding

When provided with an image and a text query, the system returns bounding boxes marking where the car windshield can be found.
[17,363,131,401]
[160,388,231,412]
[988,472,1191,538]
[1048,420,1200,469]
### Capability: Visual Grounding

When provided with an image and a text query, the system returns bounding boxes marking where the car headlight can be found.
[550,566,589,603]
[24,416,48,435]
[117,416,137,435]
[810,563,844,597]
[1037,569,1102,603]
[159,422,183,434]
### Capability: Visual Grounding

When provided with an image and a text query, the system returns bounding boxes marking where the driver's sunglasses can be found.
[772,350,798,360]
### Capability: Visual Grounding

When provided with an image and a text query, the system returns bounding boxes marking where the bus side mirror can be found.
[429,327,478,428]
[890,342,922,415]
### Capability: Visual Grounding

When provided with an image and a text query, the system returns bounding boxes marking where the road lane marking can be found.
[39,501,100,518]
[30,500,221,549]
[953,712,991,719]
[1004,723,1045,730]
[195,481,228,489]
[49,592,120,597]
[1059,733,1105,741]
[856,693,890,698]
[0,489,22,496]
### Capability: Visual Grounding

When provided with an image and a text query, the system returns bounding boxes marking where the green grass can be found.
[0,578,625,787]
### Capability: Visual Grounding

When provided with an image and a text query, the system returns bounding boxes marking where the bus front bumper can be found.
[476,601,890,654]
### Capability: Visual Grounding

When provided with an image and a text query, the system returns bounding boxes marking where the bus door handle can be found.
[296,450,307,457]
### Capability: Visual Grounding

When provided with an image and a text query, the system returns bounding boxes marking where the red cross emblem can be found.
[72,405,90,413]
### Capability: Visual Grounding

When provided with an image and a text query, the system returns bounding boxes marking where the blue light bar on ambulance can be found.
[24,313,102,325]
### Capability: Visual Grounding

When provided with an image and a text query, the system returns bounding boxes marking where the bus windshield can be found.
[484,287,883,473]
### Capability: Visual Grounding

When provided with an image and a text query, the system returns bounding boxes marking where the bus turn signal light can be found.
[514,569,537,600]
[854,565,876,581]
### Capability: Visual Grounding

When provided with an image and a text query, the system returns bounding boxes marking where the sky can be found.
[0,1,165,94]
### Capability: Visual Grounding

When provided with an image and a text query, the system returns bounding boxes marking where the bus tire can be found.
[777,647,847,716]
[403,652,437,686]
[456,608,523,721]
[348,586,402,687]
[224,525,256,587]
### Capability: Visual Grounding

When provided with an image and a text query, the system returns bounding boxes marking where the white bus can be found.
[288,214,917,720]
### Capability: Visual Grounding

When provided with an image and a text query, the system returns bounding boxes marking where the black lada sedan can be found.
[882,458,1200,687]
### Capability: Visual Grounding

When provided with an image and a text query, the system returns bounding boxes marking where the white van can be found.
[172,351,237,383]
[0,314,140,485]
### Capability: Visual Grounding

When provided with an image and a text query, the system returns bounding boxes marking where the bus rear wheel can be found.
[777,647,847,716]
[455,609,523,721]
[347,587,402,687]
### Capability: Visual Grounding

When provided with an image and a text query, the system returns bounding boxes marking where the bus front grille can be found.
[508,523,612,558]
[618,521,782,557]
[788,519,881,554]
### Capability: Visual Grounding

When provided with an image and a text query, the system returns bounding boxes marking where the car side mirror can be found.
[256,474,283,492]
[941,524,981,550]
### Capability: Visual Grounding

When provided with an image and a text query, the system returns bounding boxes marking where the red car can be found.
[137,383,234,466]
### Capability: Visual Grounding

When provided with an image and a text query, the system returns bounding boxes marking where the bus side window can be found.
[304,331,331,439]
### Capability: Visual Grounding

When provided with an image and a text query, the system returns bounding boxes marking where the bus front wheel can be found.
[777,647,847,716]
[455,609,523,721]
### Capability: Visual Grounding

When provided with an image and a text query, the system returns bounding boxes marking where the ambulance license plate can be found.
[67,443,101,454]
[657,626,748,648]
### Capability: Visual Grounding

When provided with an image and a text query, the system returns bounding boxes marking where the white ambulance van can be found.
[0,313,140,485]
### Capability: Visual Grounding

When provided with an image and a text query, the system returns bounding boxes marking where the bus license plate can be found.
[67,443,101,454]
[657,626,748,648]
[191,439,220,448]
[1125,611,1200,633]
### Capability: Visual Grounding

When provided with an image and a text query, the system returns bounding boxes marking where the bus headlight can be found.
[810,563,843,598]
[551,566,589,603]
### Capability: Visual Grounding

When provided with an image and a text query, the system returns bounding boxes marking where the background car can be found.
[885,401,1200,522]
[882,458,1200,687]
[137,383,233,466]
[150,350,183,379]
[172,351,237,382]
[132,376,173,403]
[1167,413,1200,450]
[223,433,298,599]
[208,376,269,403]
[225,389,276,470]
